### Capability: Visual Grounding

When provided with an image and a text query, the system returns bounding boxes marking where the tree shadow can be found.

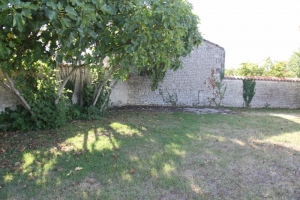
[0,110,299,199]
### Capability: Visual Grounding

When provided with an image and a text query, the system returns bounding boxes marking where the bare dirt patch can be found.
[112,105,237,114]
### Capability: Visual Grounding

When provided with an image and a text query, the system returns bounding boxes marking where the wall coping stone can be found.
[225,76,300,82]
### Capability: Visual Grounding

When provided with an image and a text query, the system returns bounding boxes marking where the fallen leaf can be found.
[35,161,43,165]
[66,170,73,176]
[130,169,135,174]
[55,167,63,172]
[72,182,78,186]
[87,179,95,185]
[19,146,26,152]
[0,148,6,154]
[15,162,21,167]
[10,167,16,171]
[74,167,83,171]
[28,173,34,180]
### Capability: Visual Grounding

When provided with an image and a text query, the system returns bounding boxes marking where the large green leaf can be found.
[13,13,25,31]
[65,6,77,18]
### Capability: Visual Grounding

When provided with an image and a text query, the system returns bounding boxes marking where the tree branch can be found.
[0,79,12,91]
[2,72,33,115]
[55,65,81,104]
[92,67,115,106]
[100,79,118,112]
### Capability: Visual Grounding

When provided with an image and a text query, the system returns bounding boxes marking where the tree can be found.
[265,61,287,77]
[287,49,300,78]
[225,68,240,76]
[0,0,202,130]
[226,58,292,78]
[261,57,274,72]
[239,62,264,76]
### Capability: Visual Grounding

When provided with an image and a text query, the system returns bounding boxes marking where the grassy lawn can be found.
[0,108,300,199]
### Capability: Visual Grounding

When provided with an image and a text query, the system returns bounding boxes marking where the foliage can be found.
[225,62,264,77]
[0,66,68,131]
[242,79,256,107]
[0,105,32,131]
[239,62,265,76]
[0,0,202,87]
[287,49,300,78]
[225,68,240,76]
[0,0,202,130]
[226,56,299,78]
[265,61,287,77]
[66,81,111,121]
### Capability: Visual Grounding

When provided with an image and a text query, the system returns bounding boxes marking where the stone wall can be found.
[110,40,226,106]
[222,78,300,108]
[2,38,300,111]
[0,72,20,112]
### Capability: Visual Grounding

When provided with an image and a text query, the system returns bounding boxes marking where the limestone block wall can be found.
[222,78,300,108]
[110,80,128,107]
[0,73,20,112]
[2,38,299,110]
[110,40,225,106]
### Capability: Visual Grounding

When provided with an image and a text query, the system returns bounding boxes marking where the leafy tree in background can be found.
[224,68,240,76]
[265,61,287,77]
[287,49,300,78]
[261,57,274,72]
[225,57,295,78]
[239,62,264,76]
[0,0,202,130]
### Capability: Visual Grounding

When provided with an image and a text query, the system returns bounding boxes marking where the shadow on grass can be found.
[0,110,300,199]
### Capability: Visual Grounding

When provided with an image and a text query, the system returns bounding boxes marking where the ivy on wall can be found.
[242,79,256,107]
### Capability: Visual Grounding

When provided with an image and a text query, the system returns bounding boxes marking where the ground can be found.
[0,107,299,199]
[112,105,237,114]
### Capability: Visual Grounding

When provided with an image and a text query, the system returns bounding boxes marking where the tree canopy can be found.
[0,0,202,130]
[225,56,297,78]
[287,49,300,78]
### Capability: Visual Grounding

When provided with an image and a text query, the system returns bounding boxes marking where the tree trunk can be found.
[2,72,33,115]
[92,68,114,106]
[79,66,84,107]
[55,66,80,104]
[99,79,118,112]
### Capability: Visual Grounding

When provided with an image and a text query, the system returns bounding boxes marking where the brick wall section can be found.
[110,40,225,106]
[222,78,300,108]
[0,73,19,112]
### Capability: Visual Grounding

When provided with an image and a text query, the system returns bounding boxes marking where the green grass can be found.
[0,109,300,199]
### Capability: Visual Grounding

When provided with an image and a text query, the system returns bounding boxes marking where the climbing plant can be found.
[242,79,256,107]
[206,69,227,107]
